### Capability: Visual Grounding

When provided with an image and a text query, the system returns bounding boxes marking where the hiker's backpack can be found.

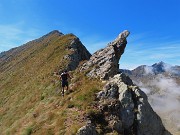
[61,72,68,81]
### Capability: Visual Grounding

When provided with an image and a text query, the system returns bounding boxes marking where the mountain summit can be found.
[151,61,171,74]
[0,30,91,73]
[0,30,172,135]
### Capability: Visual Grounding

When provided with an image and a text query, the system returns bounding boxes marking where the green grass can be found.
[22,126,33,135]
[0,32,104,134]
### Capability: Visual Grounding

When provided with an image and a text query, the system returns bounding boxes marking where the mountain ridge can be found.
[0,30,172,135]
[0,30,93,134]
[120,61,180,76]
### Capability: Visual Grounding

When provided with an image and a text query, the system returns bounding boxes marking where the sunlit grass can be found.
[0,32,104,134]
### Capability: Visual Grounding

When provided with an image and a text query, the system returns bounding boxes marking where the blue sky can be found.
[0,0,180,69]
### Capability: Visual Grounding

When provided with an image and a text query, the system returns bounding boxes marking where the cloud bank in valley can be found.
[139,75,180,134]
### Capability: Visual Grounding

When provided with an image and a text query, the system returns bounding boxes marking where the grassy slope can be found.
[0,32,103,135]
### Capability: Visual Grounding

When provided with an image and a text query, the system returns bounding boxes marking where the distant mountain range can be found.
[121,61,180,75]
[120,61,180,84]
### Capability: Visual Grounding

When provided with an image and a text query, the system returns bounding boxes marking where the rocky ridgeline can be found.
[63,37,91,71]
[81,30,130,80]
[77,31,171,135]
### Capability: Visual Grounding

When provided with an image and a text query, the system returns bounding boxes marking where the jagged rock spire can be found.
[81,30,130,79]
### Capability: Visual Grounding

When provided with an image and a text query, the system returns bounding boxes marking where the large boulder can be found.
[76,122,97,135]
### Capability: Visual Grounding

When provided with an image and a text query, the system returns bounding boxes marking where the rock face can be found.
[78,73,171,135]
[81,30,130,79]
[77,30,171,135]
[63,37,91,71]
[99,74,171,135]
[77,122,97,135]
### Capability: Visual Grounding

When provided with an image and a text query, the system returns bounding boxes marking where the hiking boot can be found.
[61,91,64,96]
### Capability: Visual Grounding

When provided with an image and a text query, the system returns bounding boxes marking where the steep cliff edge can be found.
[77,30,171,135]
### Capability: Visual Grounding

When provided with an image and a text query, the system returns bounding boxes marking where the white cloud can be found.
[119,63,140,70]
[141,87,151,95]
[122,37,180,69]
[138,75,180,133]
[162,63,173,72]
[0,23,41,52]
[144,66,153,74]
[149,53,180,59]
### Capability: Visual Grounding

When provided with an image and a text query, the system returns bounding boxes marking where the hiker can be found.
[60,70,71,96]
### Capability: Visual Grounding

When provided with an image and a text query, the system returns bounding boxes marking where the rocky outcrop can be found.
[78,73,171,135]
[63,36,91,71]
[77,30,171,135]
[81,30,130,80]
[77,122,97,135]
[105,74,171,135]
